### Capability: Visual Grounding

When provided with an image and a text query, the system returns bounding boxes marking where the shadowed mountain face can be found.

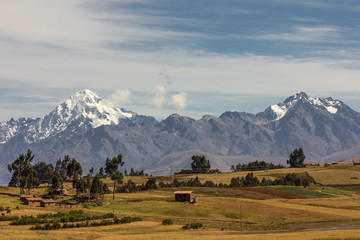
[1,90,360,184]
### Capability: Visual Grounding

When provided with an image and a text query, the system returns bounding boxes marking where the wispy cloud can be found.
[244,26,343,43]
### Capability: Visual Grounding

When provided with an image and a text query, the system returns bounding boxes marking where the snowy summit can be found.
[49,89,133,129]
[0,89,133,144]
[269,92,342,121]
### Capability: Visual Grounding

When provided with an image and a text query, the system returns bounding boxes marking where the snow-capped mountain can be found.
[1,91,360,185]
[0,89,133,144]
[261,92,344,121]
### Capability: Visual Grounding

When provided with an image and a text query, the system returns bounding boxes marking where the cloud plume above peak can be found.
[109,89,131,106]
[151,84,167,108]
[168,92,187,110]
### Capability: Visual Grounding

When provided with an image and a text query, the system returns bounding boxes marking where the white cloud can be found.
[151,84,167,108]
[109,89,131,106]
[1,0,360,121]
[168,92,187,110]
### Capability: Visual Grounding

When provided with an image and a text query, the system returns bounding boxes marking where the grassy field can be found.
[1,165,360,239]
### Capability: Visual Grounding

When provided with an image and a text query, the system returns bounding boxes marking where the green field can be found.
[1,165,360,239]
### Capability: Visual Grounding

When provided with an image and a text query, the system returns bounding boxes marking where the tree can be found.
[50,173,63,196]
[67,158,83,180]
[8,149,39,195]
[76,178,86,196]
[85,174,92,201]
[90,174,104,201]
[55,155,71,180]
[99,167,104,177]
[144,177,157,190]
[33,162,54,183]
[89,167,94,176]
[105,154,125,177]
[66,158,83,189]
[302,179,310,188]
[105,154,125,200]
[230,177,241,187]
[191,155,210,173]
[111,171,123,200]
[287,148,306,168]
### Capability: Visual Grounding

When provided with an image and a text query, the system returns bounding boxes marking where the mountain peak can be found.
[0,89,135,144]
[65,89,102,106]
[266,92,343,121]
[50,89,133,130]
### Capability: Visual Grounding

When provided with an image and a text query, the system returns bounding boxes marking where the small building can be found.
[332,162,339,165]
[52,188,68,196]
[40,199,56,207]
[20,194,34,201]
[174,191,195,203]
[304,163,316,168]
[209,169,222,174]
[23,197,43,206]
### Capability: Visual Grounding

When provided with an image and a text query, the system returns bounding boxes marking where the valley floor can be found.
[1,165,360,239]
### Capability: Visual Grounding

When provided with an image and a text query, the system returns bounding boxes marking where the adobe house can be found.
[20,194,35,201]
[40,199,56,207]
[23,197,43,206]
[174,191,195,203]
[304,163,316,168]
[52,188,69,196]
[209,169,222,174]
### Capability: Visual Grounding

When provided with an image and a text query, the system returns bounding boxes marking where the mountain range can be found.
[1,89,360,185]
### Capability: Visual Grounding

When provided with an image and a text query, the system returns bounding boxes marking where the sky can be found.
[1,0,360,121]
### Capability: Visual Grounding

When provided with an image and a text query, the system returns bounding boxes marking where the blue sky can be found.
[1,0,360,121]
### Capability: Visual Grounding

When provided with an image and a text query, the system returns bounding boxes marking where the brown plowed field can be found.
[238,187,304,199]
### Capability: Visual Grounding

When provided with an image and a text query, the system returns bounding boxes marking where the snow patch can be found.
[308,97,339,114]
[325,106,338,114]
[270,105,288,120]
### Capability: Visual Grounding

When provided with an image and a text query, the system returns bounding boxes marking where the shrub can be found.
[120,216,132,224]
[131,217,142,222]
[162,219,173,225]
[182,222,203,230]
[33,223,42,230]
[53,222,61,229]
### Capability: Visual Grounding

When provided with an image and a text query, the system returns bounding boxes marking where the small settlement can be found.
[20,195,56,207]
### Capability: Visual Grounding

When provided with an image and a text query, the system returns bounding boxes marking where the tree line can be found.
[7,149,144,201]
[231,161,285,172]
[7,147,310,198]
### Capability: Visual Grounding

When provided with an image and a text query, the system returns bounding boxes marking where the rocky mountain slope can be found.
[1,90,360,184]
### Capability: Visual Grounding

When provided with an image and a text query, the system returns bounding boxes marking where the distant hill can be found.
[319,145,360,164]
[149,150,286,174]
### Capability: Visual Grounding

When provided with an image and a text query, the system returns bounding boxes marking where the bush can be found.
[182,222,203,230]
[33,223,42,230]
[53,222,61,229]
[162,219,173,225]
[131,217,142,222]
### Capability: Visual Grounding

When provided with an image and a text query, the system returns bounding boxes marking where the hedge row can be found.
[12,211,115,225]
[32,216,142,230]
